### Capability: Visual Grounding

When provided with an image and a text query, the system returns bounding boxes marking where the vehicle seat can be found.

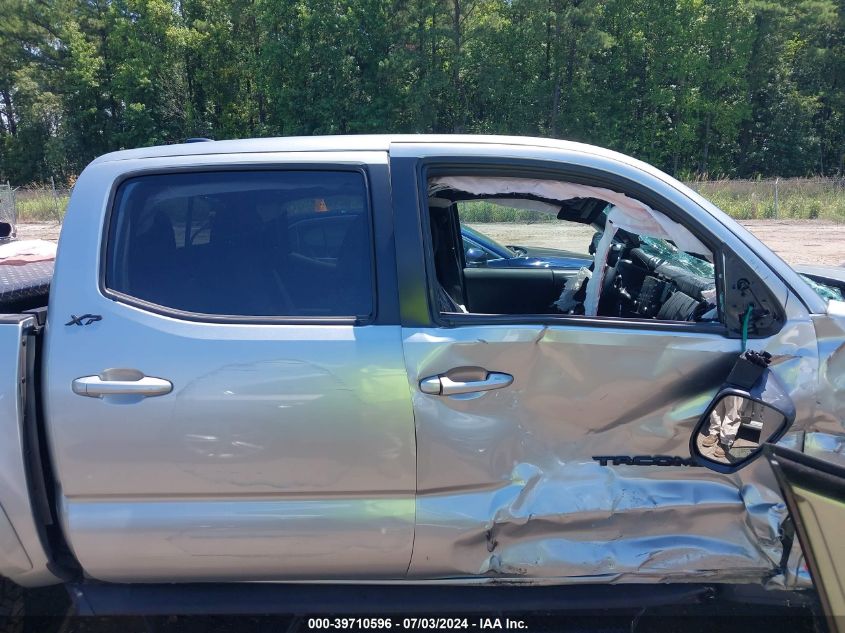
[128,210,178,307]
[204,205,283,316]
[430,208,465,312]
[333,214,372,316]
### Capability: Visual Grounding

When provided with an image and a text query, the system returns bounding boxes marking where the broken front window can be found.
[428,176,719,323]
[798,274,844,303]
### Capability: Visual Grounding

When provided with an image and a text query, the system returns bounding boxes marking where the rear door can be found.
[390,142,818,582]
[43,152,416,582]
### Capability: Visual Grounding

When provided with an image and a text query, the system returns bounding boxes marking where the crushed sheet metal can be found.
[778,535,813,591]
[402,302,820,585]
[411,462,781,581]
[810,311,845,439]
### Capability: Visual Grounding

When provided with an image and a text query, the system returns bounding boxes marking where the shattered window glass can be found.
[641,236,844,305]
[799,274,844,303]
[638,236,715,279]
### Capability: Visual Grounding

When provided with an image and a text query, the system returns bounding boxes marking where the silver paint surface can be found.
[0,505,31,577]
[401,321,815,582]
[63,496,415,582]
[43,151,418,581]
[0,316,60,586]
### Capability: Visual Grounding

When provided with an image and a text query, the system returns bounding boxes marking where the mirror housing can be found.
[691,367,795,473]
[465,247,488,267]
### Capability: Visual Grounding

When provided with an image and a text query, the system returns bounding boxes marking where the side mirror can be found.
[465,247,488,267]
[691,368,794,473]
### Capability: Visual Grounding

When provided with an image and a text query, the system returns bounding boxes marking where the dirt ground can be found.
[467,219,844,267]
[735,220,843,266]
[15,218,844,267]
[17,223,61,242]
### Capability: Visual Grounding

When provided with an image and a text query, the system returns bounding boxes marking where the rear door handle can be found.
[420,371,513,396]
[72,371,172,398]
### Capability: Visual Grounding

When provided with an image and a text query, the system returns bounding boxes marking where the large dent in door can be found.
[403,310,818,583]
[807,303,845,456]
[412,462,783,582]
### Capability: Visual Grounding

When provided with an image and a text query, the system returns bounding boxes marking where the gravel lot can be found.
[466,219,844,267]
[16,223,61,242]
[17,219,843,267]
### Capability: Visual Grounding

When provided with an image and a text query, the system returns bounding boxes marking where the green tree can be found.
[0,0,842,183]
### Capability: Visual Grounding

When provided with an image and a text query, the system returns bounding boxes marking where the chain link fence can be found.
[685,176,845,220]
[0,183,16,239]
[13,179,71,224]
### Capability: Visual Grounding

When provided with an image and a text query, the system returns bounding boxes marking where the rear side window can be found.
[105,170,374,319]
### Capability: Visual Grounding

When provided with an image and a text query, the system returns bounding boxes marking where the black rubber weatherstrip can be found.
[71,582,715,616]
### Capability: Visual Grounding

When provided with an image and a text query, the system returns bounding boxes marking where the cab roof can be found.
[89,134,627,165]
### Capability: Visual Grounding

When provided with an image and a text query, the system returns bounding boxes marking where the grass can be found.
[14,189,69,222]
[460,178,845,223]
[458,200,558,223]
[687,178,845,221]
[12,178,845,223]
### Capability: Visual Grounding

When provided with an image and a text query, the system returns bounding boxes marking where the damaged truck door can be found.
[390,141,815,583]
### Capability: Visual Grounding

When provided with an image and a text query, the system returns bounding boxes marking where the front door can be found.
[390,143,816,582]
[767,445,845,629]
[44,156,416,582]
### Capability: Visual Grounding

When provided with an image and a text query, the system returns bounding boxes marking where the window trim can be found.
[99,164,378,326]
[417,160,736,336]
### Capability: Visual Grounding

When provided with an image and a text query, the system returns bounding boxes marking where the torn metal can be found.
[414,175,845,588]
[402,285,828,586]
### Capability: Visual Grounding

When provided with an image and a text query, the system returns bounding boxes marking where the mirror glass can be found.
[695,394,787,465]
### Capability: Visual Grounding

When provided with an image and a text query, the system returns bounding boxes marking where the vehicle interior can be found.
[428,175,720,323]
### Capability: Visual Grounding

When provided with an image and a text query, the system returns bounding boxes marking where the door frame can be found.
[389,147,792,340]
[766,444,845,627]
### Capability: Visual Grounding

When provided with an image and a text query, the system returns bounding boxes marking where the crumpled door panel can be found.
[402,313,819,584]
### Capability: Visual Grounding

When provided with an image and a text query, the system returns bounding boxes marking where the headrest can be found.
[136,211,176,253]
[210,205,263,248]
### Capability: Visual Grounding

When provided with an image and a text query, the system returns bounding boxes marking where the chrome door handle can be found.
[72,373,172,398]
[420,371,513,396]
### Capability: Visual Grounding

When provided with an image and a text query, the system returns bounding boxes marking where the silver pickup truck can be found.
[1,135,844,617]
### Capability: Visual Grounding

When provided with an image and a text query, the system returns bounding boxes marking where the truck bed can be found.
[0,261,53,312]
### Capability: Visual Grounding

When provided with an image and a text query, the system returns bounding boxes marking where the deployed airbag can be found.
[429,176,711,317]
[585,207,710,315]
[430,176,654,218]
